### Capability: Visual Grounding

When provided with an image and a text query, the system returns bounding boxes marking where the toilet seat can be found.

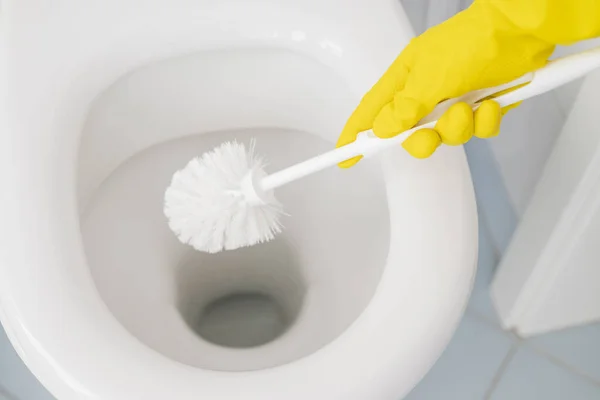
[0,0,478,399]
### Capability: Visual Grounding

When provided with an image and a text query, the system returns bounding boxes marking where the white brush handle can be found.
[260,46,600,192]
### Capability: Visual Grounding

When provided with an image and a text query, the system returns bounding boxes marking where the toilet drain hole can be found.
[194,291,288,348]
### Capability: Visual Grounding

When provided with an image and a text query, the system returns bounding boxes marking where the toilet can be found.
[0,0,478,399]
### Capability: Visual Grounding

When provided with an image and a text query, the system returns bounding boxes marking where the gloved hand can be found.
[336,0,555,167]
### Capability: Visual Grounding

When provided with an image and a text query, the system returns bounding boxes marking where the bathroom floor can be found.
[403,210,600,400]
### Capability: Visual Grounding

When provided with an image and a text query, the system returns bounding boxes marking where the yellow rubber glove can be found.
[337,0,600,167]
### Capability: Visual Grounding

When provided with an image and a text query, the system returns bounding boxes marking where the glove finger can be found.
[434,102,474,145]
[474,99,502,138]
[478,82,526,117]
[469,83,524,141]
[336,55,411,168]
[402,128,441,159]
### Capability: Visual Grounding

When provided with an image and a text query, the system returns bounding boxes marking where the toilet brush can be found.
[164,46,600,253]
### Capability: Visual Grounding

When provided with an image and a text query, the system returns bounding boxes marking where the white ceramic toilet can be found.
[0,0,478,398]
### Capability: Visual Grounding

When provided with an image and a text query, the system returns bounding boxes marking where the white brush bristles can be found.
[164,140,283,253]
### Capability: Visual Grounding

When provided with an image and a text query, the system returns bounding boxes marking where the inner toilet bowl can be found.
[0,0,478,399]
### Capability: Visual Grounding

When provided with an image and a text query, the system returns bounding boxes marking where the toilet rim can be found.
[0,0,478,398]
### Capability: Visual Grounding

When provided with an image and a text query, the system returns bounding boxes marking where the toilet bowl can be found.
[0,0,478,399]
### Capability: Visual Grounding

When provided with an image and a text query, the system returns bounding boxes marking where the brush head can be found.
[164,140,283,253]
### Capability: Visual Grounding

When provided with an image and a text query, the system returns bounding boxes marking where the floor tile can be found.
[527,322,600,383]
[466,220,500,324]
[404,314,514,400]
[0,325,54,400]
[490,346,600,400]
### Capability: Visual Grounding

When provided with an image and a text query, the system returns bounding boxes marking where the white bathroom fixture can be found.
[492,66,600,337]
[0,0,478,399]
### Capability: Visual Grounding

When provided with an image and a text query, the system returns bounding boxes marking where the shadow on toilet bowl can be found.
[176,238,307,350]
